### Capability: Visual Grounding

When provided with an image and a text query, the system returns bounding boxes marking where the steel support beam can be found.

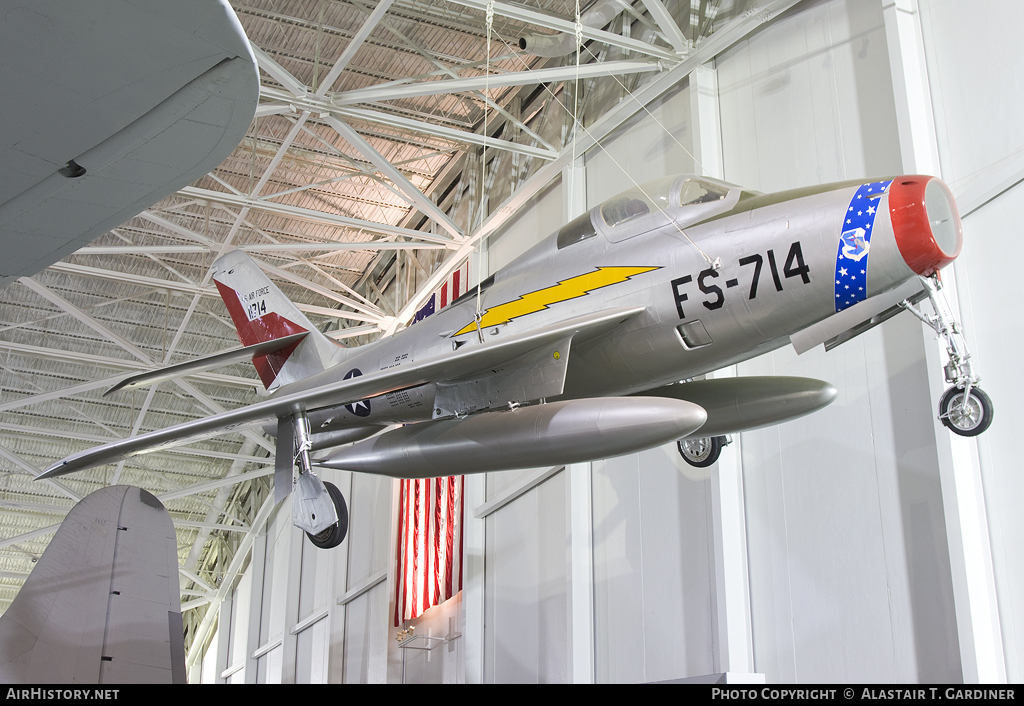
[331,59,662,105]
[316,0,395,95]
[256,257,386,322]
[179,186,457,246]
[151,467,272,502]
[0,339,255,389]
[137,211,216,247]
[252,45,307,97]
[77,241,446,255]
[249,11,468,247]
[0,421,272,467]
[639,0,690,52]
[0,445,81,502]
[185,492,277,669]
[174,519,250,534]
[260,88,556,161]
[38,261,390,325]
[18,278,157,363]
[323,115,465,240]
[16,277,274,456]
[347,0,557,152]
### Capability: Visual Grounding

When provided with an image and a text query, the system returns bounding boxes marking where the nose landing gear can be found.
[901,275,994,437]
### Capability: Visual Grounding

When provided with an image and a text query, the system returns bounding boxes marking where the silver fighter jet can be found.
[39,173,990,549]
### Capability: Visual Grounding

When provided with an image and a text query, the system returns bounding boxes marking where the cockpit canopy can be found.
[598,175,733,242]
[555,174,737,250]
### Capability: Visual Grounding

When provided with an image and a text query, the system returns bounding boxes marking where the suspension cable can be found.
[474,0,495,343]
[488,24,718,268]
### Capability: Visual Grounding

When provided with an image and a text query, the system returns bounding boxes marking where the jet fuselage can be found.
[282,174,959,433]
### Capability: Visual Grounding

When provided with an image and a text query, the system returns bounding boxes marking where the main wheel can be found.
[677,435,725,468]
[939,386,994,437]
[306,481,349,549]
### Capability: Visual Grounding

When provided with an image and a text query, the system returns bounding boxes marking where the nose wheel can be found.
[938,385,993,437]
[901,275,994,437]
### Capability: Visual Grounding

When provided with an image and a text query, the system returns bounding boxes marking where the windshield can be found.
[678,177,728,206]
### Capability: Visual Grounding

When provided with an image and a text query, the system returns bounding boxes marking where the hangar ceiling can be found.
[0,0,783,648]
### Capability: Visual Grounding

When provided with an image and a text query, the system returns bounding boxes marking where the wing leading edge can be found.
[38,307,646,480]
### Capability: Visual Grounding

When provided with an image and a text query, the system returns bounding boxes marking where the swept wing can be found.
[39,306,645,479]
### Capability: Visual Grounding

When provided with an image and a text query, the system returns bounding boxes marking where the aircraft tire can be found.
[677,435,725,468]
[306,481,349,549]
[939,386,994,437]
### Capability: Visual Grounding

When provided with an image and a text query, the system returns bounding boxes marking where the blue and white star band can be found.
[834,180,893,312]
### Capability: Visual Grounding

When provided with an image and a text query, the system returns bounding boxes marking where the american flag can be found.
[394,260,469,626]
[411,260,470,324]
[393,476,464,626]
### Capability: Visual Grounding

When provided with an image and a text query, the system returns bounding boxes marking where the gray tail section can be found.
[0,486,185,683]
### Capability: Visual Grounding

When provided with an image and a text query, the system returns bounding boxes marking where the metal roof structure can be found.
[0,0,795,650]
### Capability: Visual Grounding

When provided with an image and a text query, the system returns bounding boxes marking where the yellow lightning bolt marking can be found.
[453,266,659,336]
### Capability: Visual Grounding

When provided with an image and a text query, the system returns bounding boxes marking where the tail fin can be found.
[211,250,346,391]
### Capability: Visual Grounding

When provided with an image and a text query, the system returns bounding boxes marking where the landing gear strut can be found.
[677,435,729,467]
[901,275,994,437]
[288,413,348,548]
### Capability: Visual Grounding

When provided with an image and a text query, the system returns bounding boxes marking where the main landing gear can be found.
[305,480,348,549]
[288,413,349,549]
[677,435,730,467]
[901,275,994,437]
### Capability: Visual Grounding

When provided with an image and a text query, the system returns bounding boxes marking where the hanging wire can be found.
[572,28,710,179]
[489,24,719,268]
[473,0,496,343]
[568,0,583,212]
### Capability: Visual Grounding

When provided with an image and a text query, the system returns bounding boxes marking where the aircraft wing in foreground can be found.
[41,174,990,549]
[0,0,258,289]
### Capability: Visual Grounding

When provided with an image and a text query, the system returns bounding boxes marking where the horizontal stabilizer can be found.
[637,376,837,438]
[104,332,309,395]
[39,306,645,479]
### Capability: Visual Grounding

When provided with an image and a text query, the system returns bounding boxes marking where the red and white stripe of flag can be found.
[393,260,469,626]
[438,260,469,309]
[393,476,464,626]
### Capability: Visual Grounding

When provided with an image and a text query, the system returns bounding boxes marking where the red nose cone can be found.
[888,176,963,276]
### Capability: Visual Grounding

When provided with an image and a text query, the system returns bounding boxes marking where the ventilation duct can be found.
[518,0,624,57]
